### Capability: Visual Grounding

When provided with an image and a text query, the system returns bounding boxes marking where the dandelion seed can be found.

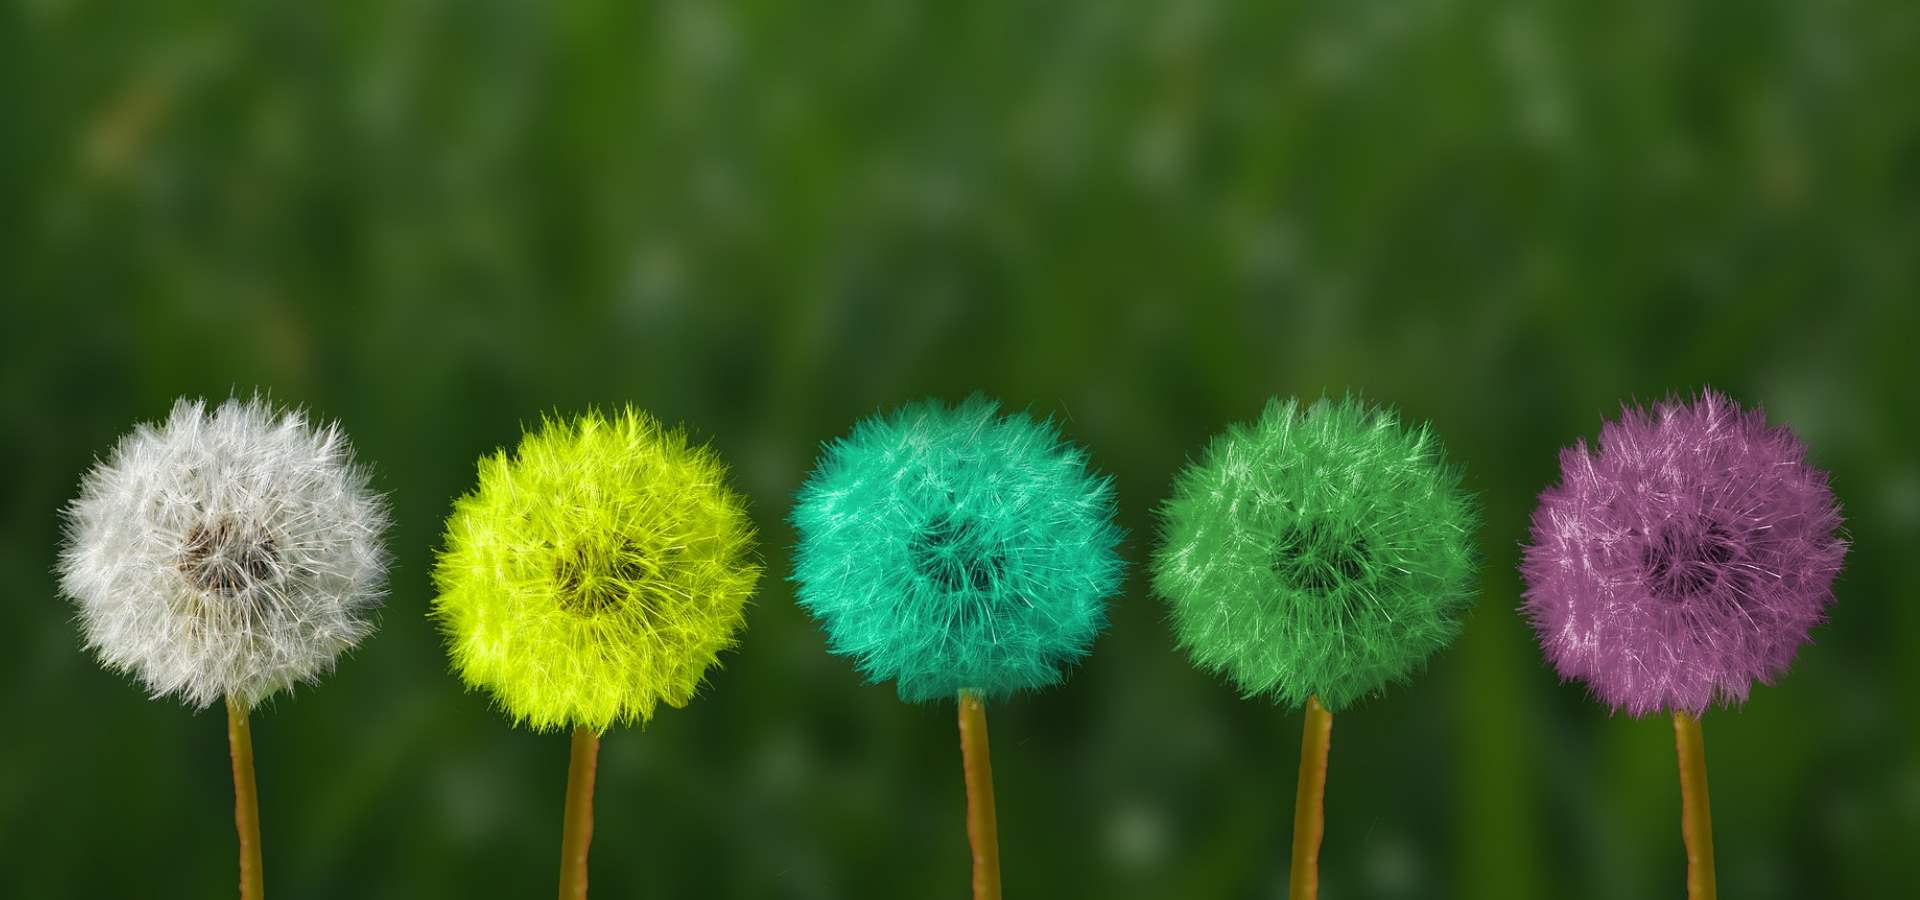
[432,406,760,899]
[791,395,1125,899]
[1151,395,1479,900]
[58,395,390,900]
[1521,388,1847,900]
[1521,388,1846,717]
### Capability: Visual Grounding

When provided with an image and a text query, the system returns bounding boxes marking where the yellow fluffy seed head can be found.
[431,408,760,732]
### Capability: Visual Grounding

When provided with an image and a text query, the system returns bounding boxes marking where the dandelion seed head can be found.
[1152,396,1480,711]
[1521,388,1847,716]
[790,396,1125,703]
[431,408,760,732]
[58,396,390,709]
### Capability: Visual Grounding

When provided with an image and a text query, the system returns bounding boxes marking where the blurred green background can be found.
[3,1,1917,897]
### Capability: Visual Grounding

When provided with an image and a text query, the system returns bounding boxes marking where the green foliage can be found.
[432,408,760,732]
[1153,397,1480,711]
[791,396,1125,702]
[6,1,1918,896]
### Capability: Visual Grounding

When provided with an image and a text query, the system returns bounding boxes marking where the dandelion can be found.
[432,407,759,899]
[58,396,390,900]
[791,395,1125,899]
[1152,396,1478,900]
[1521,388,1846,900]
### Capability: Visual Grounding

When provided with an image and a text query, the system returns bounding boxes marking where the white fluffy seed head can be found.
[58,396,390,709]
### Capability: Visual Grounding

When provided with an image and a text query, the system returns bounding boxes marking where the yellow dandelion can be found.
[431,407,759,898]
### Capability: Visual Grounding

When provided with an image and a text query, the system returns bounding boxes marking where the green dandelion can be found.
[1152,395,1478,899]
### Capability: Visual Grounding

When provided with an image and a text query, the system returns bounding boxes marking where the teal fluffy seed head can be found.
[1152,396,1479,711]
[790,396,1126,703]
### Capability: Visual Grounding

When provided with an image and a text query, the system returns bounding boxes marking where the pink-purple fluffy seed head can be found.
[1520,389,1847,717]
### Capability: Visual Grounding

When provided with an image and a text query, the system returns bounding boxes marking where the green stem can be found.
[557,726,600,900]
[1288,695,1332,900]
[957,690,1002,900]
[226,695,264,900]
[1673,711,1717,900]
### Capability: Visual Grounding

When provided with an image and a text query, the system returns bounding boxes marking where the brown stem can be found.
[557,726,600,900]
[226,695,265,900]
[957,690,1002,900]
[1673,711,1717,900]
[1288,695,1333,900]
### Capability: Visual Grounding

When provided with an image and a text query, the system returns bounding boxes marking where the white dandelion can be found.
[59,396,390,709]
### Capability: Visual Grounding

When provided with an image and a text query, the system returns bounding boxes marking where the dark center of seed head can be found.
[1271,522,1371,595]
[1641,518,1739,601]
[178,518,280,597]
[909,515,1006,596]
[554,542,650,614]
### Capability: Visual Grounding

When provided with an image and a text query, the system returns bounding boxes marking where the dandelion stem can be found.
[225,695,264,900]
[1673,711,1717,900]
[557,726,600,900]
[1288,695,1333,900]
[957,690,1001,900]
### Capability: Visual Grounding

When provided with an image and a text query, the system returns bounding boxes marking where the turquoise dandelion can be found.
[791,395,1125,899]
[791,395,1124,702]
[1152,395,1479,900]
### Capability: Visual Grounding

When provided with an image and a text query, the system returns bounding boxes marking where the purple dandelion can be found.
[1521,388,1848,717]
